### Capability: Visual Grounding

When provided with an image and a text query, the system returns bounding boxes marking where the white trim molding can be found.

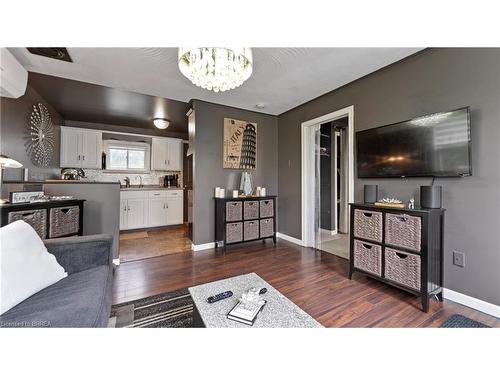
[301,105,355,248]
[276,232,304,246]
[191,242,216,251]
[443,288,500,318]
[320,228,338,236]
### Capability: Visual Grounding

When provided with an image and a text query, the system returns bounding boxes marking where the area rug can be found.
[440,314,490,328]
[109,288,193,328]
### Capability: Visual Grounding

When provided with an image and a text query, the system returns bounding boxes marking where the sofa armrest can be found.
[43,234,113,275]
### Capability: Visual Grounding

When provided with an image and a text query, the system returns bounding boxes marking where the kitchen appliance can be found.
[61,168,85,180]
[164,174,179,188]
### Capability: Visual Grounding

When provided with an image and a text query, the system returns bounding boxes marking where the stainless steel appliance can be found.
[61,168,85,180]
[164,174,179,188]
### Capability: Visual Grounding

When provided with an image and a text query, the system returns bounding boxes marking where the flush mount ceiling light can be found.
[178,48,253,92]
[153,118,170,129]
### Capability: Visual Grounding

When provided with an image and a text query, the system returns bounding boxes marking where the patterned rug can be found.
[440,314,490,328]
[109,288,193,328]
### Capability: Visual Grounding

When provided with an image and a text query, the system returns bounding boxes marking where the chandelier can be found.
[178,48,253,92]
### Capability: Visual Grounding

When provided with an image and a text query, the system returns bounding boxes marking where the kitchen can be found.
[0,70,192,263]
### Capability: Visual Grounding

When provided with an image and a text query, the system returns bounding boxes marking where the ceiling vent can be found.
[27,47,72,62]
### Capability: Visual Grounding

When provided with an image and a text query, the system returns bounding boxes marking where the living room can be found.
[1,1,499,374]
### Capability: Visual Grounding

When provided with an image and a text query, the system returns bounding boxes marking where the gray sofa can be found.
[0,234,113,328]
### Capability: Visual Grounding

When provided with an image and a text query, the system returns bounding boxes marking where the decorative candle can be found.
[261,188,266,196]
[215,187,221,197]
[219,188,225,198]
[233,190,239,198]
[256,186,261,196]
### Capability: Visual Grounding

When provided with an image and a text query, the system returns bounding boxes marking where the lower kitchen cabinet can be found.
[120,189,183,230]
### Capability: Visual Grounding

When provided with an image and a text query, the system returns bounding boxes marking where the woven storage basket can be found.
[384,247,421,290]
[353,209,382,242]
[226,222,243,243]
[243,201,259,220]
[259,199,273,218]
[260,218,274,238]
[244,220,259,240]
[226,201,242,221]
[8,209,47,239]
[49,206,80,238]
[353,240,382,276]
[385,213,421,251]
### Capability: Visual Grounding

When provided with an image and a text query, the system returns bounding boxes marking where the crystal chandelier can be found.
[178,48,253,92]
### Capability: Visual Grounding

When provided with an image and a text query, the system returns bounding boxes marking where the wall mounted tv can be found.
[356,107,471,178]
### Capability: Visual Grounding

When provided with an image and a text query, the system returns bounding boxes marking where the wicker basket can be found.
[49,206,80,238]
[384,247,421,290]
[226,222,243,243]
[8,209,47,239]
[385,213,422,251]
[354,209,383,242]
[260,218,274,238]
[244,220,259,241]
[259,199,273,218]
[226,202,242,222]
[353,240,382,276]
[243,201,259,220]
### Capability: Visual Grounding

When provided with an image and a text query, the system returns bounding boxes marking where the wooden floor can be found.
[119,225,192,262]
[113,239,500,328]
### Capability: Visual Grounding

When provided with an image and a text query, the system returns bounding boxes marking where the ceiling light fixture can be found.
[153,118,170,129]
[178,48,253,93]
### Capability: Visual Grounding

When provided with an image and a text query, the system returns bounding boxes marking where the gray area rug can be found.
[440,314,490,328]
[109,288,193,328]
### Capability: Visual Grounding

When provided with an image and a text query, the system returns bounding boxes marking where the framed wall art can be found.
[223,118,257,169]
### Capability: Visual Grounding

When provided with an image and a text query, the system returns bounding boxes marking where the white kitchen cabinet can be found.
[151,137,183,171]
[166,194,183,225]
[60,127,102,169]
[148,191,168,227]
[120,191,149,230]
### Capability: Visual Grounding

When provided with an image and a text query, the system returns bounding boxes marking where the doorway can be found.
[301,106,354,258]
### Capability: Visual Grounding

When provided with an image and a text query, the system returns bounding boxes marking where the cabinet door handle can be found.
[82,155,85,161]
[168,160,170,165]
[78,155,81,160]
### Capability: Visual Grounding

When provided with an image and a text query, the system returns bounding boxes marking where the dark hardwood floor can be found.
[113,239,500,328]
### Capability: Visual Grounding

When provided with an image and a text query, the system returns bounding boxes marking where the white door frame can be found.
[301,105,354,248]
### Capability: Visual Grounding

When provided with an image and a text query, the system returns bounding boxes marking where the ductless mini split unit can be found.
[0,48,28,98]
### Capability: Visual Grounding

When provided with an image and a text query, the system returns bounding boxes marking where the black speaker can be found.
[364,185,378,204]
[420,186,442,209]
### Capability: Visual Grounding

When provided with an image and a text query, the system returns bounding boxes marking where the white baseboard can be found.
[191,242,216,251]
[276,232,304,246]
[320,228,338,235]
[443,288,500,318]
[112,258,120,266]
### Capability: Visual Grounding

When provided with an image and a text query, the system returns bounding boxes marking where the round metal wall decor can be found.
[27,103,55,166]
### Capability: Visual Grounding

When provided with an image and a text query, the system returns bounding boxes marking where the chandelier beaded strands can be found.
[178,48,253,92]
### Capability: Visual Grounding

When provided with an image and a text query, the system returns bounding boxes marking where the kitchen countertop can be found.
[3,180,120,185]
[120,185,184,191]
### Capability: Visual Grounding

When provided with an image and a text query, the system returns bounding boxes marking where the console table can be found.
[0,199,85,240]
[348,203,445,312]
[214,196,277,251]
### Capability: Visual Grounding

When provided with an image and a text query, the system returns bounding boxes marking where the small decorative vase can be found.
[239,172,253,196]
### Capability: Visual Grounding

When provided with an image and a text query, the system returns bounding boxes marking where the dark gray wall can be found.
[0,85,62,185]
[192,100,278,245]
[278,48,500,305]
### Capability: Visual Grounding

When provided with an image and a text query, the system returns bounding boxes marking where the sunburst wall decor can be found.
[27,103,55,166]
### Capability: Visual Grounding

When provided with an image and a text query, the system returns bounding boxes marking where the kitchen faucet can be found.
[123,177,130,188]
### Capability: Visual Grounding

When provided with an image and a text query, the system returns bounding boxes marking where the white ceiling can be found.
[9,47,422,115]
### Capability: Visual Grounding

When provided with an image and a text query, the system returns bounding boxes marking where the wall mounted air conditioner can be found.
[0,48,28,98]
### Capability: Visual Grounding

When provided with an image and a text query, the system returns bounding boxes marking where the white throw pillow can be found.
[0,220,67,315]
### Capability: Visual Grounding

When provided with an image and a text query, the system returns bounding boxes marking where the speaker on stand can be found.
[420,185,442,208]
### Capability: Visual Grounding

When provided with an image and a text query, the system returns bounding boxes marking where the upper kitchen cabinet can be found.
[151,137,182,171]
[60,127,102,169]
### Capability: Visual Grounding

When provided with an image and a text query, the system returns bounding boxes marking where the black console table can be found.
[214,196,277,251]
[348,203,445,312]
[0,199,85,240]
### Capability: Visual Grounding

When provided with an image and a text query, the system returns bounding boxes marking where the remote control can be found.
[207,291,233,303]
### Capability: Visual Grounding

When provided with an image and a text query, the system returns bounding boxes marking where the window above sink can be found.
[104,140,150,173]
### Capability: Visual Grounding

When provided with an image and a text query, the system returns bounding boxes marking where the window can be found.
[104,140,150,171]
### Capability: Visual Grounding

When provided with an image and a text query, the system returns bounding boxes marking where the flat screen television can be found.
[356,107,471,178]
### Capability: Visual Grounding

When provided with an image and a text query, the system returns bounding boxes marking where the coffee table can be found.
[188,273,322,328]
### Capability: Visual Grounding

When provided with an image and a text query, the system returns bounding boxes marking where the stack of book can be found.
[227,300,267,326]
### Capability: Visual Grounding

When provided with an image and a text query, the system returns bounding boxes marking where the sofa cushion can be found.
[0,220,67,315]
[0,265,112,328]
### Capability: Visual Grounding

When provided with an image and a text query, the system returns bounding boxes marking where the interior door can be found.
[166,197,183,225]
[60,128,81,167]
[149,197,167,227]
[126,198,148,229]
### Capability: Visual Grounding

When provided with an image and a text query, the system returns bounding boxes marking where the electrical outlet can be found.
[453,251,465,267]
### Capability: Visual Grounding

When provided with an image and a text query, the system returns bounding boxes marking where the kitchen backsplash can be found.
[83,169,183,186]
